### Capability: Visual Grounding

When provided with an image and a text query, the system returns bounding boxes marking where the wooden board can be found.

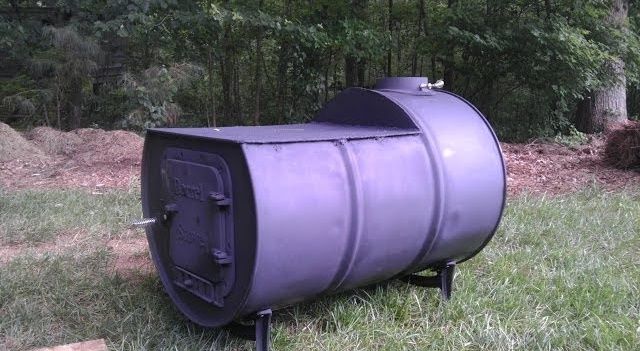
[30,339,107,351]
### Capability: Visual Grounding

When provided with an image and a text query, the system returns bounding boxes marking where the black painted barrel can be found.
[141,77,506,328]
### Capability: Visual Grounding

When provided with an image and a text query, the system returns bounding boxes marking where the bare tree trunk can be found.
[233,53,241,124]
[431,55,436,81]
[386,0,393,76]
[411,0,426,76]
[55,79,62,130]
[395,18,402,75]
[443,0,456,90]
[253,0,264,126]
[69,78,82,129]
[345,56,357,87]
[324,50,332,103]
[276,0,292,124]
[576,0,628,133]
[357,58,366,87]
[275,51,288,124]
[43,104,50,126]
[221,21,233,125]
[333,60,339,95]
[207,48,216,127]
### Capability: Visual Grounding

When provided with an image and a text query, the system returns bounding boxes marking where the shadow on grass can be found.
[0,247,445,351]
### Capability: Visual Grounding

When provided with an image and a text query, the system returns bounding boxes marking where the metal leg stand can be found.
[255,309,272,351]
[400,263,456,300]
[228,309,272,351]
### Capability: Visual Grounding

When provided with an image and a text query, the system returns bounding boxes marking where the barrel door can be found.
[162,148,235,308]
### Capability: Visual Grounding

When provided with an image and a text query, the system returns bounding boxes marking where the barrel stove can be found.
[140,77,506,350]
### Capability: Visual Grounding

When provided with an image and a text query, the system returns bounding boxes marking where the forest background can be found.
[1,0,639,141]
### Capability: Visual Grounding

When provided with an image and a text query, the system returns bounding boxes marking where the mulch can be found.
[0,124,142,190]
[502,137,639,196]
[0,123,638,196]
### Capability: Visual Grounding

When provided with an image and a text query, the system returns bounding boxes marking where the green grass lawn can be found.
[1,188,638,350]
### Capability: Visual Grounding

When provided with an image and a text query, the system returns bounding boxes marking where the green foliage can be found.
[1,0,640,140]
[1,89,52,123]
[336,18,386,59]
[121,63,203,130]
[84,85,131,128]
[551,125,590,147]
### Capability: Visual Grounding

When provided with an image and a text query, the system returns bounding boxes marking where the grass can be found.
[1,187,639,350]
[0,187,141,244]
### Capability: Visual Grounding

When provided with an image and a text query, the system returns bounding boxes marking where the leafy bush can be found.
[120,64,203,131]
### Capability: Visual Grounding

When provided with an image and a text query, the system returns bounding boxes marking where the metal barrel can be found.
[140,77,506,328]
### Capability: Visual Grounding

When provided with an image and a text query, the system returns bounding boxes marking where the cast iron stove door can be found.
[162,148,235,308]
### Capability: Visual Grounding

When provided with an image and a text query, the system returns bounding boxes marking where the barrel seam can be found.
[326,140,364,292]
[372,91,448,272]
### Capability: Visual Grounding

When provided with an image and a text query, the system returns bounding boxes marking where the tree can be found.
[122,63,203,131]
[576,0,630,133]
[1,0,639,140]
[52,27,100,129]
[32,26,101,129]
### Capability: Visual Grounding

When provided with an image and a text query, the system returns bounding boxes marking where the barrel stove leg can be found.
[400,263,456,300]
[228,309,272,351]
[255,309,272,351]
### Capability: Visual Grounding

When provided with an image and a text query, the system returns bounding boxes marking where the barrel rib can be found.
[326,140,364,292]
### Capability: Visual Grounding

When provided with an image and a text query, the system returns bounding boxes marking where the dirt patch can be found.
[0,229,95,264]
[0,228,152,276]
[106,236,154,278]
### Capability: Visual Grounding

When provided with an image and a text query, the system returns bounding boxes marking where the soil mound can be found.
[604,121,640,170]
[1,125,143,190]
[27,126,83,156]
[70,128,143,166]
[0,122,45,162]
[25,126,144,167]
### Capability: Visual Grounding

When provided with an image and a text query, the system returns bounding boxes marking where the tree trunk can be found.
[43,104,50,126]
[232,53,241,125]
[443,0,456,90]
[324,50,332,102]
[576,0,628,133]
[253,0,264,126]
[55,78,62,130]
[411,0,426,76]
[395,18,402,75]
[276,0,292,124]
[345,56,358,87]
[207,48,216,127]
[357,58,366,87]
[386,0,393,76]
[431,55,436,81]
[221,20,233,125]
[69,78,82,129]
